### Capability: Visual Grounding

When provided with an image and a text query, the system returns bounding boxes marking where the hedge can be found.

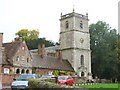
[28,79,79,89]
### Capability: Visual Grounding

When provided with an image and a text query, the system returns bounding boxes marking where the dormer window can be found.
[80,21,83,29]
[66,21,69,29]
[22,46,25,50]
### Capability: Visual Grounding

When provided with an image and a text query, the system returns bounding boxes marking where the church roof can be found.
[45,45,60,51]
[31,52,74,71]
[30,45,60,53]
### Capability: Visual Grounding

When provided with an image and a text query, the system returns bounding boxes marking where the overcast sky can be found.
[0,0,119,43]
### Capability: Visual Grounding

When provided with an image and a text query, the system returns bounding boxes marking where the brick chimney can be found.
[38,44,45,58]
[0,33,3,48]
[56,50,62,59]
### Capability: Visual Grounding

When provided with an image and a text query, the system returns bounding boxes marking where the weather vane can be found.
[73,4,75,12]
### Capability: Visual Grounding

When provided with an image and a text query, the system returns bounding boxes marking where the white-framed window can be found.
[16,56,20,61]
[4,68,9,74]
[22,46,25,50]
[48,71,53,75]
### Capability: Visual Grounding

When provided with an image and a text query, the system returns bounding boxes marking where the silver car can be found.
[11,74,38,90]
[0,82,2,90]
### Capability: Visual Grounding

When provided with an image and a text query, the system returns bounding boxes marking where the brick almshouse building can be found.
[0,33,74,86]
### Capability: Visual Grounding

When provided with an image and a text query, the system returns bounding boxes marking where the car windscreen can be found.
[41,75,51,78]
[16,74,36,81]
[58,76,67,80]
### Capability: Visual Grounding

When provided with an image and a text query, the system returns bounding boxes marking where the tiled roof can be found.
[45,45,60,51]
[2,41,74,72]
[3,41,22,64]
[30,45,60,53]
[31,52,74,71]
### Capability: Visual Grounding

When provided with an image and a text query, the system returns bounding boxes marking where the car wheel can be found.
[71,82,73,86]
[65,82,67,85]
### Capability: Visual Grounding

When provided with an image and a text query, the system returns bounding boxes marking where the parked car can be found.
[40,74,55,80]
[0,82,2,90]
[11,74,38,90]
[57,76,74,85]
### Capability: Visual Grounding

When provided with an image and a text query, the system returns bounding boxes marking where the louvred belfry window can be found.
[66,21,69,29]
[80,21,83,29]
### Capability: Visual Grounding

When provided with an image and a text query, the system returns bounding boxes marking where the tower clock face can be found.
[80,38,84,43]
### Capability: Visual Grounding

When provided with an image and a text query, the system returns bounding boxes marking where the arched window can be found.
[16,69,20,74]
[81,71,84,77]
[66,21,69,29]
[80,55,84,65]
[26,69,29,74]
[21,69,25,74]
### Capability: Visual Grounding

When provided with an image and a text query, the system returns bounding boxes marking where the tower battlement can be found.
[60,12,88,20]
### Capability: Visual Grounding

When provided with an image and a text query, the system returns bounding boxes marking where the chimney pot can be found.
[38,44,45,58]
[56,50,62,59]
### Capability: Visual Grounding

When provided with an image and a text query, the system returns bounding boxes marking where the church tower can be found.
[60,10,92,80]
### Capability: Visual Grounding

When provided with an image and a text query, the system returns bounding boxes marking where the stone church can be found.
[59,10,92,80]
[30,10,92,80]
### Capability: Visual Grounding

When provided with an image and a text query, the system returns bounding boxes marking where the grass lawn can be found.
[79,83,120,90]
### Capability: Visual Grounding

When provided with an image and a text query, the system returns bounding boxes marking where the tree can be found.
[116,35,120,80]
[29,30,39,40]
[116,35,120,63]
[26,37,55,50]
[16,29,39,40]
[89,21,118,80]
[16,29,55,50]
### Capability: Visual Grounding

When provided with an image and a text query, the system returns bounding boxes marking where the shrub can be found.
[28,79,77,89]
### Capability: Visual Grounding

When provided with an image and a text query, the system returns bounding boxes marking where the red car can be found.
[57,76,74,85]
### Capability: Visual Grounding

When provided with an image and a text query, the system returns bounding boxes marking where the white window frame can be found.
[4,68,9,74]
